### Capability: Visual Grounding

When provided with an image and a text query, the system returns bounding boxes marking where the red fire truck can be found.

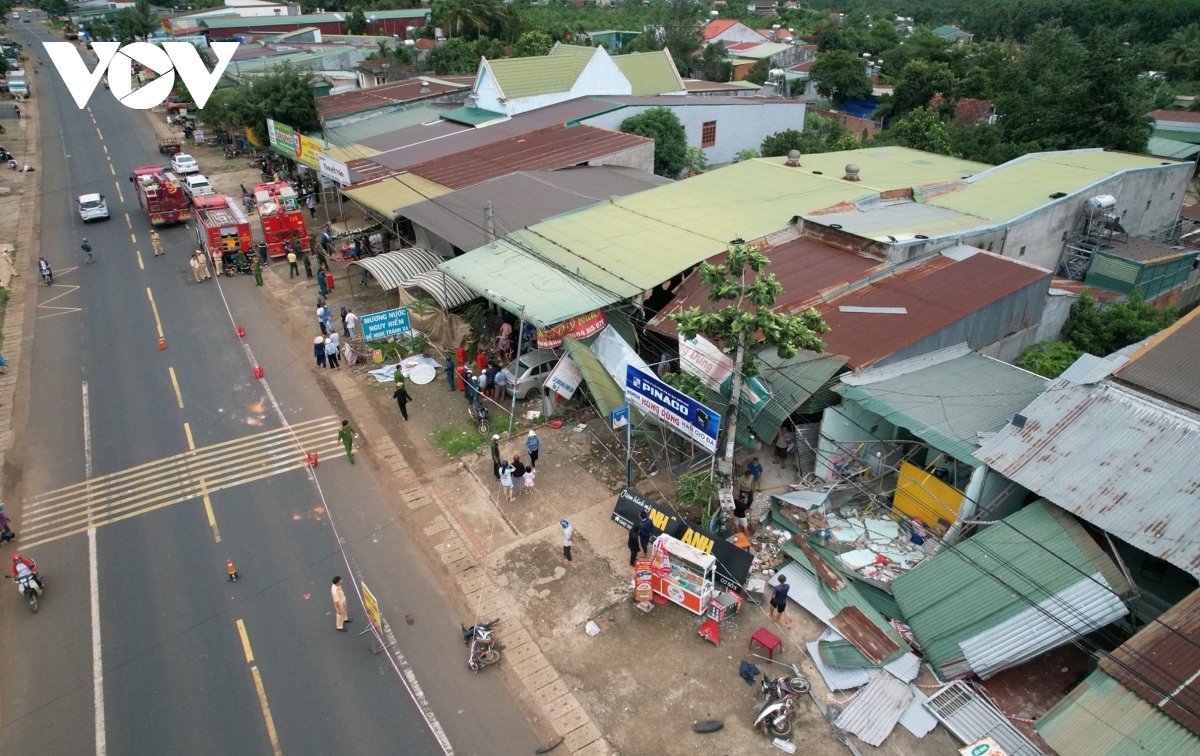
[130,165,191,226]
[193,194,253,261]
[254,181,310,258]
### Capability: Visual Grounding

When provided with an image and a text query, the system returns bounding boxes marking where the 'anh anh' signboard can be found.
[625,366,720,453]
[360,307,411,342]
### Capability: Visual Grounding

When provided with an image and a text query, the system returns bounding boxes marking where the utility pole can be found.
[718,332,746,476]
[484,202,495,244]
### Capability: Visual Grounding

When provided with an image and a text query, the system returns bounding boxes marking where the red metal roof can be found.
[1100,589,1200,736]
[819,252,1051,371]
[405,125,652,190]
[317,77,473,120]
[726,41,761,51]
[703,19,741,39]
[1153,109,1200,124]
[647,235,885,337]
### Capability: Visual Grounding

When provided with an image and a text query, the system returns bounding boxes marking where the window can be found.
[701,121,717,148]
[1018,246,1026,257]
[1145,200,1152,210]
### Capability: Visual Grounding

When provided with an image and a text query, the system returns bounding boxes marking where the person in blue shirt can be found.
[637,511,654,554]
[769,575,789,621]
[747,457,763,492]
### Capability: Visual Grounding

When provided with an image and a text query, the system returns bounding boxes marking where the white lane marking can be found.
[84,382,107,756]
[210,270,453,754]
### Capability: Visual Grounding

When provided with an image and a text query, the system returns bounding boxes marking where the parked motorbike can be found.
[462,617,503,672]
[13,573,43,613]
[753,675,809,738]
[40,264,52,285]
[468,397,490,435]
[224,147,242,159]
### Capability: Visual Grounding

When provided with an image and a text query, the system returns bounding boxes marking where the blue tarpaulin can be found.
[838,98,881,119]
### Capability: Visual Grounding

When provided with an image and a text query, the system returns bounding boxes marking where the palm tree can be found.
[1162,25,1200,72]
[116,0,157,43]
[436,0,501,40]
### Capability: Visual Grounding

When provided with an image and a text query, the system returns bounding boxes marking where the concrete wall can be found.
[884,161,1194,273]
[585,140,655,174]
[581,101,806,166]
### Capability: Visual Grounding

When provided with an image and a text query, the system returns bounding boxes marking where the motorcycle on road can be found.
[13,573,44,613]
[462,617,503,672]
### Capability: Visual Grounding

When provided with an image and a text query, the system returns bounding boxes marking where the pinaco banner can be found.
[537,309,606,349]
[266,119,325,170]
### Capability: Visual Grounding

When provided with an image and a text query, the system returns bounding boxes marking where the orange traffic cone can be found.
[158,336,167,350]
[227,559,239,582]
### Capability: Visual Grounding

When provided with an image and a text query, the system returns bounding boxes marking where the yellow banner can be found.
[361,582,383,636]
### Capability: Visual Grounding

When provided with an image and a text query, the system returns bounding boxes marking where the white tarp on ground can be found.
[835,673,914,746]
[367,357,440,383]
[590,325,651,387]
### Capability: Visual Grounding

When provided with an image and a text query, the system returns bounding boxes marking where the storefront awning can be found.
[341,173,452,221]
[405,270,477,310]
[349,248,443,291]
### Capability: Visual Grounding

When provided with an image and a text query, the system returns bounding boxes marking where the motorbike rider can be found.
[11,554,38,583]
[38,256,52,284]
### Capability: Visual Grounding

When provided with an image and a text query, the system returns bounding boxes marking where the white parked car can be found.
[182,174,214,200]
[77,193,109,222]
[170,152,199,174]
[503,349,563,400]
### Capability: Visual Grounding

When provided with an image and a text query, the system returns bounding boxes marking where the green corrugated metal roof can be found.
[1147,137,1200,159]
[440,148,989,326]
[891,501,1124,677]
[748,349,847,442]
[366,9,430,19]
[928,149,1185,224]
[1152,128,1200,145]
[693,384,759,451]
[439,106,506,126]
[327,105,447,144]
[487,45,595,100]
[1038,670,1200,756]
[933,25,963,35]
[562,336,626,418]
[789,540,909,667]
[836,352,1048,465]
[611,50,684,95]
[781,535,903,619]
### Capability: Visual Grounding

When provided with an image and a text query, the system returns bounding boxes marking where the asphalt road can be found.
[0,24,542,756]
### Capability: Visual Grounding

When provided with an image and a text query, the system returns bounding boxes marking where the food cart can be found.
[651,534,716,615]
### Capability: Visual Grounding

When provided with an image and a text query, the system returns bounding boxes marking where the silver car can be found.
[503,349,563,400]
[77,193,109,222]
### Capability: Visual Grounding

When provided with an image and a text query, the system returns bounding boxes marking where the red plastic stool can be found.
[749,627,782,659]
[697,618,720,646]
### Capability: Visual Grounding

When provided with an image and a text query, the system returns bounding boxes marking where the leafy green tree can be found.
[434,0,505,40]
[809,50,872,103]
[1062,290,1178,357]
[200,65,319,144]
[346,6,368,35]
[890,59,958,118]
[512,30,553,58]
[700,42,732,83]
[670,245,829,473]
[879,107,958,155]
[684,146,708,175]
[743,58,771,86]
[115,0,156,43]
[40,0,70,18]
[814,23,848,52]
[1013,341,1084,379]
[760,114,860,157]
[867,20,902,54]
[620,107,687,178]
[734,148,760,162]
[949,122,1040,164]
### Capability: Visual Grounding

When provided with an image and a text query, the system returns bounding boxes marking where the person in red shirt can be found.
[11,554,37,579]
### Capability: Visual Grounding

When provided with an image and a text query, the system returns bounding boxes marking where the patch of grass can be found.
[433,426,489,456]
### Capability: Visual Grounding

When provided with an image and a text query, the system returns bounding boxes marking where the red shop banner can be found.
[537,310,607,349]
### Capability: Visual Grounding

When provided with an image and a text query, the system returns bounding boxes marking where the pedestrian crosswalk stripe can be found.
[21,416,345,548]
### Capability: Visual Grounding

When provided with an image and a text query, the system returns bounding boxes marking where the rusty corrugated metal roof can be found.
[405,125,653,190]
[975,380,1200,578]
[646,235,886,338]
[317,77,472,120]
[1113,308,1200,411]
[819,250,1051,371]
[1101,590,1200,736]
